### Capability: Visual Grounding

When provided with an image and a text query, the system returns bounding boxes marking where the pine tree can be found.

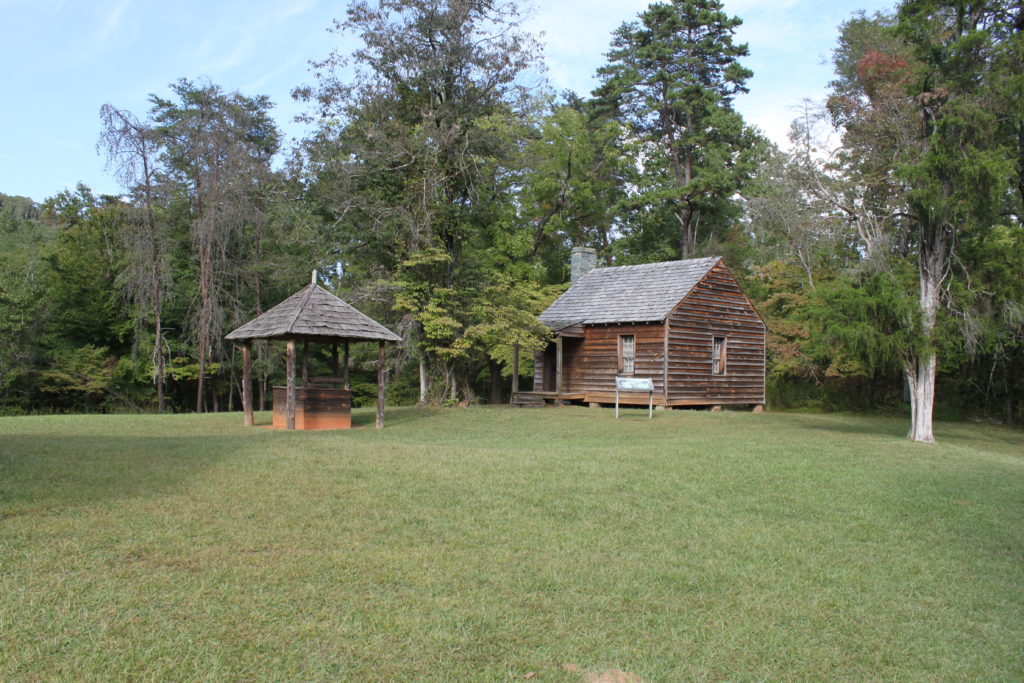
[595,0,760,258]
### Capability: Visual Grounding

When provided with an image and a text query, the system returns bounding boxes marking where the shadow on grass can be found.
[780,411,1024,453]
[0,433,243,514]
[235,405,439,430]
[775,412,912,440]
[0,409,433,514]
[348,405,443,429]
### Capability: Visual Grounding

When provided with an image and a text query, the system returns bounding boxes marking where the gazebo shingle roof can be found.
[225,284,402,342]
[538,257,721,330]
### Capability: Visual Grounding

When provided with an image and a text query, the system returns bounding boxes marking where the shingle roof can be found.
[538,257,721,330]
[225,284,402,342]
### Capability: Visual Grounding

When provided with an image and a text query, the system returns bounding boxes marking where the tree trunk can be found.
[510,343,519,403]
[196,234,211,413]
[376,341,386,429]
[447,364,457,404]
[196,354,206,413]
[908,353,937,443]
[419,356,429,404]
[682,208,693,260]
[664,96,696,260]
[228,349,235,412]
[488,357,502,405]
[908,231,944,443]
[154,303,164,413]
[904,364,917,435]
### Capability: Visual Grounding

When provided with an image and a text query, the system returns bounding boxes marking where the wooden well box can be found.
[272,386,352,430]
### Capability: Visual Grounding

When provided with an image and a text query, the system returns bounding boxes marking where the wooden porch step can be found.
[511,392,548,407]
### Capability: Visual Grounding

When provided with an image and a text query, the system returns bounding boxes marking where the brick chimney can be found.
[570,246,597,283]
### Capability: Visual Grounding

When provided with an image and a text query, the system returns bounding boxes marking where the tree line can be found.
[0,0,1020,442]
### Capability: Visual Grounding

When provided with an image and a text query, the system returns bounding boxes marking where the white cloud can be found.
[44,137,88,151]
[96,0,132,45]
[241,54,305,92]
[77,0,136,62]
[198,35,257,76]
[525,0,650,93]
[276,0,318,22]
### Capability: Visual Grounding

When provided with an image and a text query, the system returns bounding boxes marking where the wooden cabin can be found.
[513,251,766,409]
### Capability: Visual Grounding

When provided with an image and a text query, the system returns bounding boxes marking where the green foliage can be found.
[295,0,549,402]
[0,199,54,404]
[890,0,1023,434]
[461,275,561,364]
[5,1,1023,422]
[520,104,625,272]
[752,261,819,383]
[746,4,1023,430]
[150,77,283,411]
[595,0,763,258]
[810,265,922,377]
[167,357,220,383]
[43,187,131,351]
[0,192,40,231]
[38,345,115,406]
[391,248,463,359]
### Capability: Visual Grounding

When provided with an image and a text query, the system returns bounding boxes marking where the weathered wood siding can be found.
[533,349,544,390]
[272,386,352,430]
[563,323,665,404]
[666,262,765,404]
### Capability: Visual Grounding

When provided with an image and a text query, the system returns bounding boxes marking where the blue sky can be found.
[0,0,893,203]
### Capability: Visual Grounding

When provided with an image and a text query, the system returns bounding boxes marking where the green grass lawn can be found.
[2,406,1022,681]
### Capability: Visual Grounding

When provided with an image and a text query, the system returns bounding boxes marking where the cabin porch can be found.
[510,390,584,407]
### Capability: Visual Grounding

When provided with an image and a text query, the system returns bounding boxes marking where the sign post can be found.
[615,376,654,419]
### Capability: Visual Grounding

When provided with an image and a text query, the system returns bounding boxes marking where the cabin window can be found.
[619,334,635,375]
[712,336,726,375]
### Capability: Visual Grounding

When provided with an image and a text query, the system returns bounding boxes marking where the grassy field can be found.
[1,406,1022,681]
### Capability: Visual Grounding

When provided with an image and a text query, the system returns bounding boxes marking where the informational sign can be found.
[615,377,654,392]
[614,376,654,419]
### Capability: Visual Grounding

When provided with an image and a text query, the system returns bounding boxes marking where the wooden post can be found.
[762,333,767,407]
[286,339,296,430]
[663,319,670,407]
[510,343,520,403]
[241,341,253,427]
[331,344,340,377]
[376,341,385,429]
[343,342,350,390]
[301,342,309,388]
[555,336,563,396]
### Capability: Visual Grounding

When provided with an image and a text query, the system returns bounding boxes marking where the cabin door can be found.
[542,343,557,392]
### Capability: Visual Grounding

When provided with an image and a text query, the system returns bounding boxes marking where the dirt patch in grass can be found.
[585,668,643,683]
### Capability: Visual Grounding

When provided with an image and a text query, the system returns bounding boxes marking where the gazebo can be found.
[225,274,402,430]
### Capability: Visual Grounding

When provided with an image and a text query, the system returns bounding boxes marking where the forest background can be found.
[0,0,1021,440]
